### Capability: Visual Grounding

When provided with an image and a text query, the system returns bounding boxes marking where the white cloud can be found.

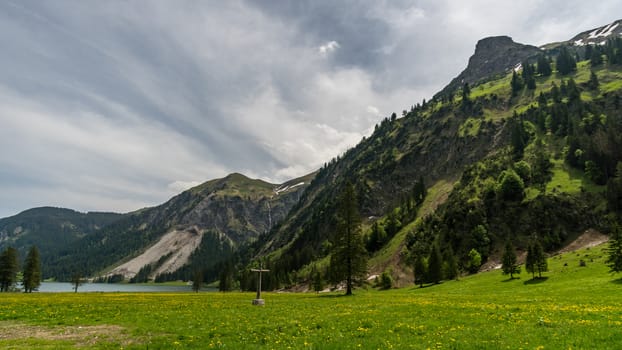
[1,0,622,217]
[318,40,340,56]
[366,105,380,115]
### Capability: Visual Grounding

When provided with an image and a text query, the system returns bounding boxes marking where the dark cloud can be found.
[1,0,621,217]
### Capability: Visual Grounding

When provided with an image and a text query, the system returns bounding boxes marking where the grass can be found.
[545,159,605,194]
[369,179,455,272]
[1,244,621,349]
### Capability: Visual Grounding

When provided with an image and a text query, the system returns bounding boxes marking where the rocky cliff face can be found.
[437,36,541,97]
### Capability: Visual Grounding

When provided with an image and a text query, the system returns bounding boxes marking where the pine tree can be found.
[427,243,442,284]
[510,112,528,159]
[413,255,426,288]
[501,240,520,279]
[192,269,203,293]
[460,83,472,112]
[22,246,41,293]
[537,54,552,76]
[330,182,368,295]
[312,268,324,293]
[0,247,19,292]
[587,71,600,91]
[525,243,536,279]
[522,62,536,90]
[443,246,459,280]
[219,262,234,292]
[556,46,577,75]
[511,70,524,96]
[590,46,603,66]
[606,223,622,274]
[526,241,547,279]
[534,241,547,278]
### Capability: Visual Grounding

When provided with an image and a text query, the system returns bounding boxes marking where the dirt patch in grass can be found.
[0,321,137,347]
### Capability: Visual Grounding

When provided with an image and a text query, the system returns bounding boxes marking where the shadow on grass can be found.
[501,277,521,282]
[610,278,622,285]
[317,293,352,299]
[523,277,549,285]
[409,282,443,290]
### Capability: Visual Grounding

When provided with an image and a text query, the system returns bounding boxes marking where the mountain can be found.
[0,207,122,260]
[568,19,622,47]
[436,36,542,98]
[244,21,622,289]
[40,172,313,281]
[7,20,622,288]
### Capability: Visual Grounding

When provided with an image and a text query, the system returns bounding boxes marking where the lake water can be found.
[38,282,203,293]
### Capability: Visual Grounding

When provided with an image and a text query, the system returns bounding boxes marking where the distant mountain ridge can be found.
[0,207,122,261]
[2,172,313,281]
[569,19,622,46]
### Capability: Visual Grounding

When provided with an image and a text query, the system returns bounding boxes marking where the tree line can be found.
[0,246,41,292]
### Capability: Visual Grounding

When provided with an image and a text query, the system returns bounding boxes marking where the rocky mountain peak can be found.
[437,36,541,98]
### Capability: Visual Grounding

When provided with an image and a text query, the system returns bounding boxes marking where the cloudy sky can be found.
[1,1,621,217]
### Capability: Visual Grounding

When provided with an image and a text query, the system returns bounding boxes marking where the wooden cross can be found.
[250,264,270,305]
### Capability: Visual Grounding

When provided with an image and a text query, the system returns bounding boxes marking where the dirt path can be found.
[0,322,132,347]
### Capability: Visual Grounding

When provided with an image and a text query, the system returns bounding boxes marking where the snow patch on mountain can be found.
[274,182,305,195]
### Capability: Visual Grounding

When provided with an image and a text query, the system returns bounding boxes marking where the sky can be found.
[1,1,621,218]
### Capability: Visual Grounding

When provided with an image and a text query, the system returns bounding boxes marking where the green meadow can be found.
[1,244,621,349]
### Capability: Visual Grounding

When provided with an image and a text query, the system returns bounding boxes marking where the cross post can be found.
[250,263,270,305]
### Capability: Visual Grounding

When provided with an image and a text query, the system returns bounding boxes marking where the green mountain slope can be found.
[247,25,622,289]
[0,207,122,262]
[41,172,313,281]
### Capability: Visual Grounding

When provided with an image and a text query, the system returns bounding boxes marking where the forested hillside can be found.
[42,173,312,281]
[240,34,622,290]
[0,207,122,263]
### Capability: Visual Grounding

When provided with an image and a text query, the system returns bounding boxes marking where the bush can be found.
[380,271,393,290]
[498,169,525,201]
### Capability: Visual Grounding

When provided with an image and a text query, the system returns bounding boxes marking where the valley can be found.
[1,243,620,349]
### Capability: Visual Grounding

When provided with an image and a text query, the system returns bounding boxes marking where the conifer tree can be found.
[0,247,19,292]
[590,46,604,66]
[443,246,459,280]
[556,46,577,75]
[606,223,622,274]
[413,255,426,288]
[461,83,472,112]
[192,269,203,293]
[501,240,520,279]
[312,268,324,293]
[330,182,368,295]
[534,241,547,278]
[427,243,442,284]
[587,71,600,91]
[525,243,536,279]
[22,246,41,293]
[526,241,547,279]
[537,54,552,76]
[511,71,523,96]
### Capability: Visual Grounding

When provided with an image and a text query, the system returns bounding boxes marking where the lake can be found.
[37,282,205,293]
